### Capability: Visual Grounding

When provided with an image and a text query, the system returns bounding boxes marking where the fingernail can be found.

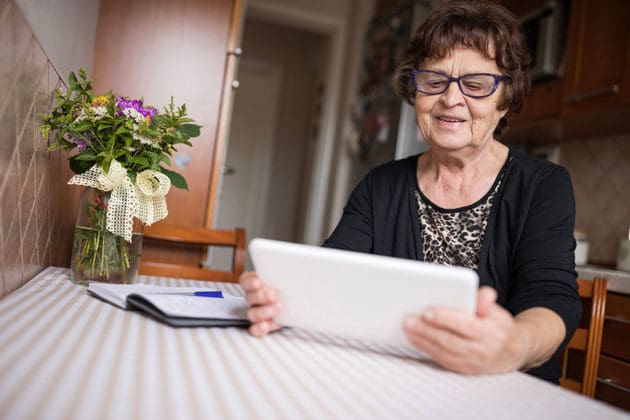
[423,309,434,321]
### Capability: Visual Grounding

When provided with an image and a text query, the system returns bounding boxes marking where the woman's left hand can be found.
[403,286,525,374]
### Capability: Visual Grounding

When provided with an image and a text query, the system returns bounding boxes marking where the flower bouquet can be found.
[42,69,201,284]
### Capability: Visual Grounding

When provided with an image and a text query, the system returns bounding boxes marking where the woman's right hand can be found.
[239,271,283,336]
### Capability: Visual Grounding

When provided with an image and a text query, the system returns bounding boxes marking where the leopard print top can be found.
[415,170,505,270]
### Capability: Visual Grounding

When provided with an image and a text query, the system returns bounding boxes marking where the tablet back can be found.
[249,238,478,353]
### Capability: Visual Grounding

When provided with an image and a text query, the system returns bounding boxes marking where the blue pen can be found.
[193,291,224,298]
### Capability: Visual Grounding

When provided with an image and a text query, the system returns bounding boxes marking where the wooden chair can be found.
[560,277,607,397]
[139,224,246,283]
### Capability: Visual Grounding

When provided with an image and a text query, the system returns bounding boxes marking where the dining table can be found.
[0,266,627,420]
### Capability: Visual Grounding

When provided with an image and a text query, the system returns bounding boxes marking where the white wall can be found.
[14,0,100,77]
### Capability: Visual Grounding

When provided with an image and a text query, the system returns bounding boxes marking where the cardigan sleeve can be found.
[507,165,581,347]
[323,172,374,253]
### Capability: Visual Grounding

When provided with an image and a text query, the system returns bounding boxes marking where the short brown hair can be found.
[392,0,530,140]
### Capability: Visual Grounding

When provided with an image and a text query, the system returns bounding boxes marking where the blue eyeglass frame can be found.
[412,69,511,98]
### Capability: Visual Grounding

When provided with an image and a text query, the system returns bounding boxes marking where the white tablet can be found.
[248,238,479,354]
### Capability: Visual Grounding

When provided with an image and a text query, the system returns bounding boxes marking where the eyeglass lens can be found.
[415,72,498,97]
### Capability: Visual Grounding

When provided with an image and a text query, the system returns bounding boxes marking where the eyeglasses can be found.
[412,69,510,98]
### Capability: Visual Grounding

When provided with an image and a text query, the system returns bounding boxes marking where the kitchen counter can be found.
[577,266,630,295]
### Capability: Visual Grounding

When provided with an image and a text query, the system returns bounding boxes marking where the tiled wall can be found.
[0,0,79,298]
[560,133,630,266]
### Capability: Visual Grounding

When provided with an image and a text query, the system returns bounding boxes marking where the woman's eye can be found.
[463,81,484,91]
[426,80,446,89]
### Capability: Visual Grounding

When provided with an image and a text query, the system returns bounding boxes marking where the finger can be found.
[419,307,481,340]
[404,316,487,374]
[245,286,277,306]
[246,301,283,323]
[240,271,262,291]
[476,286,497,318]
[404,316,474,359]
[249,320,282,337]
[415,335,482,375]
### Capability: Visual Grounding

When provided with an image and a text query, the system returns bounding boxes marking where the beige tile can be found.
[3,204,22,293]
[0,3,73,296]
[561,134,630,265]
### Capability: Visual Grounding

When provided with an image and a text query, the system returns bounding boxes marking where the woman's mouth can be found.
[437,116,465,123]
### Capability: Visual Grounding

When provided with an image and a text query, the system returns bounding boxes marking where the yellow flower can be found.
[92,96,109,107]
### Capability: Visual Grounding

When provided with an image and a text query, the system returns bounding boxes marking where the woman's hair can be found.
[392,0,531,140]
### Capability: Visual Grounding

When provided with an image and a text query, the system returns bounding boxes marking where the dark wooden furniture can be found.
[596,290,630,411]
[560,278,607,397]
[139,224,246,283]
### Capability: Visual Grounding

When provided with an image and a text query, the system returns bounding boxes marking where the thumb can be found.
[476,286,498,318]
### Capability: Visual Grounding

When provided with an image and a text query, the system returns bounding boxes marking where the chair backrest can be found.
[560,277,607,397]
[139,224,246,282]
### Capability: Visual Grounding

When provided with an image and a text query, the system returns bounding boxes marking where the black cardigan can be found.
[323,149,581,383]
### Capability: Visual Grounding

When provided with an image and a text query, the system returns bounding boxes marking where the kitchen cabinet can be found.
[561,0,630,115]
[92,0,244,267]
[503,0,630,143]
[509,79,562,126]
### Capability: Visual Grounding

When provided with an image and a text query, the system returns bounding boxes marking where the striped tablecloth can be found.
[0,267,627,420]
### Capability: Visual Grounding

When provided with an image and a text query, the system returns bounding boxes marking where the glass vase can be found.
[70,187,144,285]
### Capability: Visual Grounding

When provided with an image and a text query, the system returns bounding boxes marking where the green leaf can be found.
[177,124,201,139]
[160,166,188,190]
[68,72,79,90]
[115,125,129,135]
[69,155,94,174]
[106,133,116,150]
[102,158,112,174]
[71,121,92,132]
[74,151,98,161]
[130,156,150,167]
[158,154,171,165]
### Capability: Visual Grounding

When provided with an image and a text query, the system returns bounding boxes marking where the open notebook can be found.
[249,238,479,355]
[87,283,250,327]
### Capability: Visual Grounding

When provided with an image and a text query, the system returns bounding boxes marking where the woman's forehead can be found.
[420,46,500,72]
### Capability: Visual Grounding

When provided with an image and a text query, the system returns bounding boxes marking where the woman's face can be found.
[414,46,507,153]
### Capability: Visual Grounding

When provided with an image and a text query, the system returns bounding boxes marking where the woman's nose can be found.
[439,81,465,107]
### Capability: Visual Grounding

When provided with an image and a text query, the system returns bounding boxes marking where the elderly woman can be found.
[240,0,581,384]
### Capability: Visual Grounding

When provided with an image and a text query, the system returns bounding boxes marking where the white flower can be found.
[92,106,108,120]
[122,107,145,123]
[132,132,159,147]
[73,110,87,124]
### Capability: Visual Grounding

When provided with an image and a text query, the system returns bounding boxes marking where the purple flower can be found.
[63,133,88,151]
[116,96,157,121]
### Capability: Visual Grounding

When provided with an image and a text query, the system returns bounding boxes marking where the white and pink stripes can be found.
[0,267,626,420]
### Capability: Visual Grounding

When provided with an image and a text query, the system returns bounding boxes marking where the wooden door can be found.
[92,0,243,267]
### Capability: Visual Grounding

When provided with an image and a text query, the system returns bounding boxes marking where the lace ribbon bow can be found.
[68,160,171,241]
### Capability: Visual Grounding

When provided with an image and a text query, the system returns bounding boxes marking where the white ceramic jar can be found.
[574,230,589,266]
